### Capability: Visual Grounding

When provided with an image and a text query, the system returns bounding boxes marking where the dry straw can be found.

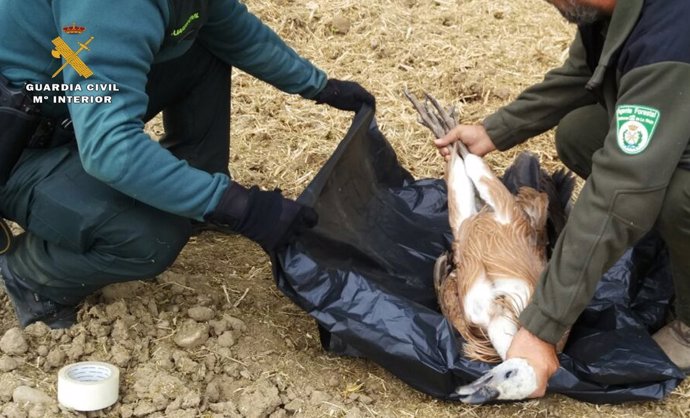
[227,0,575,200]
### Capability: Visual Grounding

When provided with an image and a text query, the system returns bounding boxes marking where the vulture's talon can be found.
[455,358,538,404]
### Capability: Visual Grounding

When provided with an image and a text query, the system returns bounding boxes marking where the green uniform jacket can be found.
[482,0,690,343]
[0,0,327,221]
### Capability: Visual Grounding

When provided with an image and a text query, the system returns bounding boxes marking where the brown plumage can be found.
[405,90,573,363]
[436,144,550,363]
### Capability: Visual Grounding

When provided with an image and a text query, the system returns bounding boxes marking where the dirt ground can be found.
[1,0,689,417]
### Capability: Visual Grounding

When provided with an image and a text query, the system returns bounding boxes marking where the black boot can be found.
[0,256,77,329]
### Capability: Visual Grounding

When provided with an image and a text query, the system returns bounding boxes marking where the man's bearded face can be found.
[550,0,603,24]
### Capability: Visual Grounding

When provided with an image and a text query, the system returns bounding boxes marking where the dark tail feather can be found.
[501,152,576,258]
[540,168,576,258]
[501,152,541,194]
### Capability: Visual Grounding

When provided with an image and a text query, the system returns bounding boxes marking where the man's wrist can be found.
[519,302,570,345]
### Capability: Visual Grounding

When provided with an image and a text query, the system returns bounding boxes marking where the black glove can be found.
[206,182,318,252]
[312,78,375,112]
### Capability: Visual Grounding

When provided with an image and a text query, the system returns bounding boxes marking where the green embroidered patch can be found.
[616,105,660,155]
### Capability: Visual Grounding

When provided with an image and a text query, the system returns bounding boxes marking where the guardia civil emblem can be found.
[616,105,660,155]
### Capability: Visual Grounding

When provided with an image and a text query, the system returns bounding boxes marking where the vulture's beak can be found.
[455,358,538,404]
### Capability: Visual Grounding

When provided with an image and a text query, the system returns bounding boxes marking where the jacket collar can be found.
[585,0,644,90]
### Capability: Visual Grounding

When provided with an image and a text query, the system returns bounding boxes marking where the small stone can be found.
[358,394,374,404]
[209,401,238,414]
[493,87,512,100]
[1,403,26,418]
[0,373,21,402]
[12,386,53,405]
[152,392,168,410]
[110,343,132,367]
[152,345,175,370]
[120,404,134,418]
[23,322,50,338]
[188,306,215,322]
[65,333,85,360]
[157,272,189,295]
[0,355,19,372]
[330,16,351,34]
[284,399,302,414]
[269,409,288,418]
[173,320,209,349]
[224,316,246,333]
[133,401,156,417]
[181,391,201,408]
[105,300,129,319]
[205,381,221,403]
[44,347,65,370]
[166,410,197,418]
[26,403,50,418]
[237,381,281,418]
[172,352,199,375]
[208,319,228,335]
[0,328,28,355]
[310,390,330,403]
[165,396,182,413]
[217,331,235,348]
[285,388,298,401]
[36,345,49,357]
[345,407,365,418]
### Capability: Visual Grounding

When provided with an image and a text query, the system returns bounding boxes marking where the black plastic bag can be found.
[271,106,685,403]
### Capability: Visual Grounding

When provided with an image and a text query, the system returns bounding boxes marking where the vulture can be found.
[405,91,575,404]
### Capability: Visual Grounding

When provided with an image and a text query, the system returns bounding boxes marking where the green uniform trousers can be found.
[0,43,231,305]
[556,104,690,325]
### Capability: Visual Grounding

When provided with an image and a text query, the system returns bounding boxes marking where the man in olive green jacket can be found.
[437,0,690,397]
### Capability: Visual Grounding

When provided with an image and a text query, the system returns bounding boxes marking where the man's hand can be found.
[434,124,496,159]
[454,327,559,404]
[506,327,560,398]
[312,79,375,112]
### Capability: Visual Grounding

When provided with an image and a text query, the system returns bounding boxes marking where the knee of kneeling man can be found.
[142,238,187,276]
[120,220,190,277]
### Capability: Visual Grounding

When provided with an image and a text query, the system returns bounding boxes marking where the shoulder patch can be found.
[616,105,660,155]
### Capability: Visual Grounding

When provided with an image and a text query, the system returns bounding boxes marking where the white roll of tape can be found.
[57,361,120,411]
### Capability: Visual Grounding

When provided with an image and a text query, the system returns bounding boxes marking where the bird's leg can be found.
[447,143,477,238]
[404,89,448,139]
[403,90,470,155]
[487,315,519,361]
[404,89,517,224]
[404,90,479,236]
[463,154,517,225]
